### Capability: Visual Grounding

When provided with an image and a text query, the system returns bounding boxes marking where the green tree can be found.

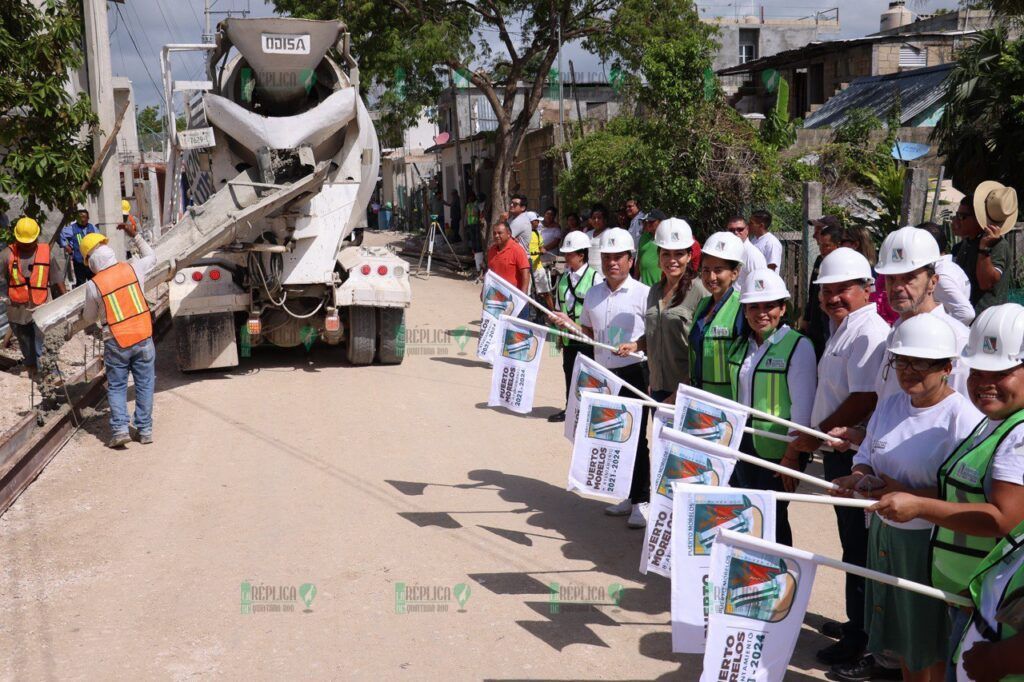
[270,0,703,224]
[137,105,164,134]
[932,27,1024,194]
[0,0,97,225]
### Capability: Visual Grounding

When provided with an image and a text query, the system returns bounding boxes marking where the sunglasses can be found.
[888,356,948,372]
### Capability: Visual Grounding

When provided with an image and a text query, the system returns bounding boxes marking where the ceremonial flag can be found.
[700,530,816,682]
[671,485,776,653]
[674,384,748,451]
[641,422,737,578]
[564,354,624,442]
[567,392,642,501]
[477,271,529,361]
[487,317,547,414]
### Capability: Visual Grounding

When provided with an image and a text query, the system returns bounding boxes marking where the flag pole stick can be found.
[716,529,973,607]
[775,492,874,508]
[502,315,646,360]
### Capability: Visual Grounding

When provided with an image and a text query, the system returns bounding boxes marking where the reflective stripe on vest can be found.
[931,411,1024,594]
[727,328,803,460]
[92,262,153,349]
[7,243,51,306]
[555,267,597,348]
[692,289,742,399]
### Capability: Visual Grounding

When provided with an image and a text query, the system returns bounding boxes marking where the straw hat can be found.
[974,180,1019,235]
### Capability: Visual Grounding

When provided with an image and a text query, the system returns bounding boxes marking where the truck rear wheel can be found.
[346,306,376,365]
[377,309,406,365]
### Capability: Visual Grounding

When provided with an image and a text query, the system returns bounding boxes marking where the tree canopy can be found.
[0,0,96,230]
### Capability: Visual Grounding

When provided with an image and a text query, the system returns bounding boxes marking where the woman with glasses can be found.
[616,219,707,402]
[687,231,747,399]
[727,268,817,546]
[829,314,983,682]
[870,304,1024,678]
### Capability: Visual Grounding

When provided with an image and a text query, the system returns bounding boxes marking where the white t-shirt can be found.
[540,227,561,264]
[735,326,817,429]
[750,232,783,270]
[740,239,767,275]
[811,305,891,429]
[875,306,970,403]
[963,418,1024,491]
[934,254,975,325]
[580,275,650,370]
[854,391,983,529]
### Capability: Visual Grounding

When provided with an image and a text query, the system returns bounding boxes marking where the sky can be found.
[111,0,964,114]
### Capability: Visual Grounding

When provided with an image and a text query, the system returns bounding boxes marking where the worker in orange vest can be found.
[80,217,156,448]
[0,217,67,378]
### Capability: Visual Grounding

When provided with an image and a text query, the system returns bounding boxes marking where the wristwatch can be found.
[979,248,992,255]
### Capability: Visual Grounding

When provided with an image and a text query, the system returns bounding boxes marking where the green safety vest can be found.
[691,289,742,400]
[555,267,597,347]
[951,519,1024,676]
[931,411,1024,594]
[466,203,479,226]
[726,328,803,461]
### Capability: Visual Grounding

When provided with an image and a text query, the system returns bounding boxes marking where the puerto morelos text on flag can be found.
[566,392,642,502]
[671,485,776,654]
[700,530,816,682]
[563,353,624,442]
[487,317,547,414]
[641,420,738,579]
[673,384,748,452]
[477,270,529,362]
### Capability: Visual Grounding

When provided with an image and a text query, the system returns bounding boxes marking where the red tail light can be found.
[191,271,203,282]
[325,312,340,332]
[377,265,389,276]
[360,264,371,275]
[209,269,221,281]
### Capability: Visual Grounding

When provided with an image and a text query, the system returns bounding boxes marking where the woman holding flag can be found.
[689,231,747,399]
[614,218,707,402]
[726,267,817,546]
[869,303,1024,677]
[828,314,982,682]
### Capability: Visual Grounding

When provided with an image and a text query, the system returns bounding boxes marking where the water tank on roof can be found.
[880,0,914,32]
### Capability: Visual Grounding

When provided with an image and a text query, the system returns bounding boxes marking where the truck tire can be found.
[346,306,376,365]
[377,309,406,365]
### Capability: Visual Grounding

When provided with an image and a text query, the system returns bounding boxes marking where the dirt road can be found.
[0,233,846,680]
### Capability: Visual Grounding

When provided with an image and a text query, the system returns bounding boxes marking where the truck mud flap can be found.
[175,312,239,372]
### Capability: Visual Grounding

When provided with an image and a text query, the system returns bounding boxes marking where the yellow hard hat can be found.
[121,199,131,214]
[80,232,109,260]
[14,217,40,244]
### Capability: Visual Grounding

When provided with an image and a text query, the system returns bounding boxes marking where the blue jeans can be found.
[379,209,392,231]
[105,337,155,436]
[946,606,970,682]
[11,322,44,368]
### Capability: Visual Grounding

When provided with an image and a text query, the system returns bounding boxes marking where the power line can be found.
[114,3,164,105]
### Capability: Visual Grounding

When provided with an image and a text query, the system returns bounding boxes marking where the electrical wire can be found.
[114,3,164,104]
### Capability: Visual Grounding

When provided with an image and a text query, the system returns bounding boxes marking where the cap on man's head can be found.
[809,215,842,231]
[645,209,668,222]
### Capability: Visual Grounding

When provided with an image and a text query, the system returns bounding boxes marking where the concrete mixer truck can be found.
[33,17,410,371]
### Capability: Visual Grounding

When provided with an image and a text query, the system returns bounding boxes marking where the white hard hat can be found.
[889,314,959,360]
[875,226,941,275]
[525,211,540,223]
[701,231,745,264]
[739,268,790,304]
[560,231,593,253]
[598,227,635,254]
[814,247,874,284]
[962,303,1024,371]
[654,218,695,250]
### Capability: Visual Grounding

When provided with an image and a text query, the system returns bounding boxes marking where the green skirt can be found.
[864,514,950,672]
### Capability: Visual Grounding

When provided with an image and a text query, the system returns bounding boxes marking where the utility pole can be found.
[82,0,125,254]
[448,68,467,229]
[557,14,565,146]
[205,0,251,42]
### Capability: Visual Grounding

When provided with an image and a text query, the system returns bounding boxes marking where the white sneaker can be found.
[627,504,647,529]
[604,499,632,516]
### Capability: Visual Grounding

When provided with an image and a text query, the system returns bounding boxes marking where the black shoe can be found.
[828,655,902,682]
[547,410,566,423]
[820,620,847,639]
[816,636,866,666]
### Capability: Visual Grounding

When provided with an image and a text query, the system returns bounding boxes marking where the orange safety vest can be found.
[7,242,51,306]
[92,262,152,348]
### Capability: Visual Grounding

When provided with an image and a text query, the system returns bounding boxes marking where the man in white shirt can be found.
[625,198,644,241]
[918,221,975,325]
[551,227,650,529]
[748,210,783,271]
[790,247,889,667]
[507,193,533,254]
[874,226,970,402]
[725,215,767,274]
